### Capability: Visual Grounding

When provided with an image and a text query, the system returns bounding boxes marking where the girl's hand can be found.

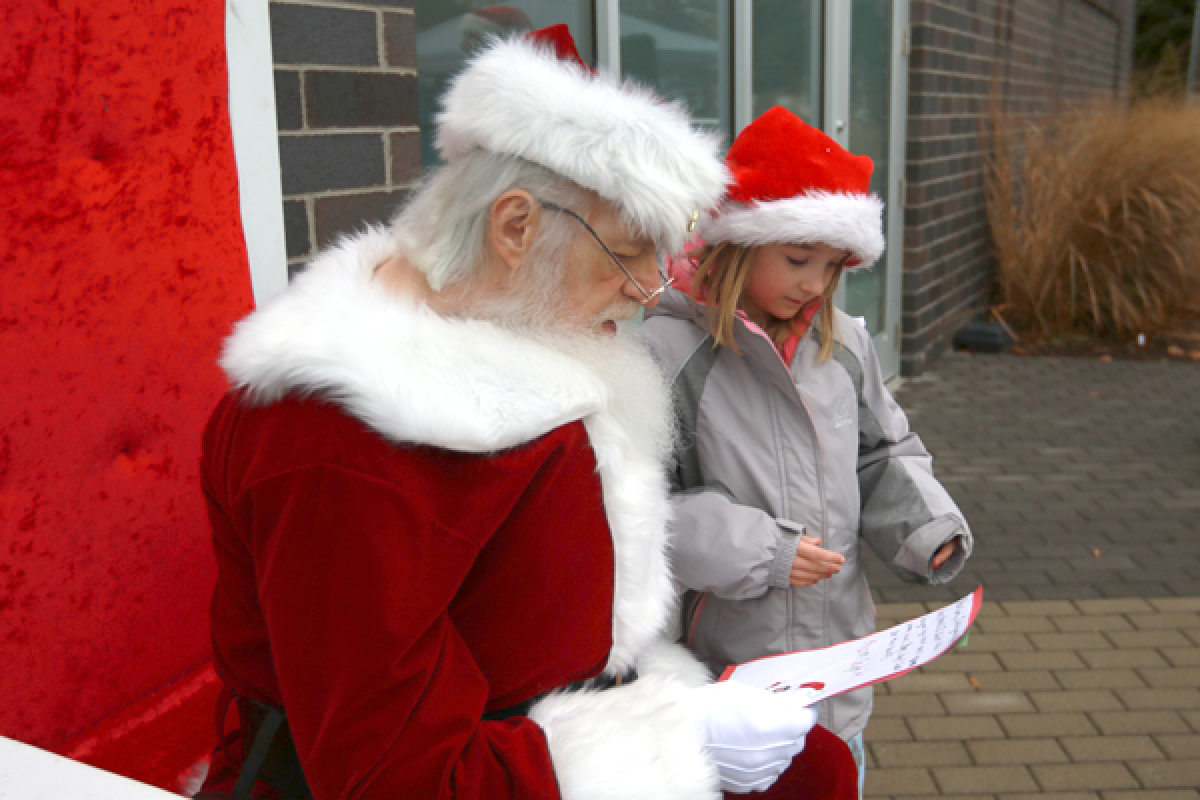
[789,536,845,587]
[932,537,960,570]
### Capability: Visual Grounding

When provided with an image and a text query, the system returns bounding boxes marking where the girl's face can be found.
[741,242,850,322]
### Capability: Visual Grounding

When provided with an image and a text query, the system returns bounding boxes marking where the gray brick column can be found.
[270,0,420,278]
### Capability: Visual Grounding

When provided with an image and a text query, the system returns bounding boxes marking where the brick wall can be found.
[901,0,1137,375]
[270,0,419,278]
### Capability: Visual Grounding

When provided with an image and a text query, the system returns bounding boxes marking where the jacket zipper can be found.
[781,348,833,731]
[707,316,837,727]
[768,390,795,654]
[752,330,830,553]
[744,328,832,660]
[685,591,708,649]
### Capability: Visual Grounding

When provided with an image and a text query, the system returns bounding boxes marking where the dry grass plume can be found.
[986,97,1200,338]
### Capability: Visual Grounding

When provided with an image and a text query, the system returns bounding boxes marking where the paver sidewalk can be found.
[865,353,1200,604]
[856,353,1199,798]
[864,597,1200,799]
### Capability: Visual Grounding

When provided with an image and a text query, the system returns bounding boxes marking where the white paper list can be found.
[720,586,983,706]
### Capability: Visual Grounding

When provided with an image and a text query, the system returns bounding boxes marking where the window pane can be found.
[619,0,731,137]
[843,0,892,335]
[752,0,822,126]
[415,2,596,167]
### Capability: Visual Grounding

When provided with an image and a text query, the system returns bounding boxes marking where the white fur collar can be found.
[221,228,673,672]
[222,228,609,452]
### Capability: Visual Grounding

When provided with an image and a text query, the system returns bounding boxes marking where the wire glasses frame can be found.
[539,201,675,305]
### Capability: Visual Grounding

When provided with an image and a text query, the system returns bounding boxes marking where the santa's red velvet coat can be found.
[200,229,859,799]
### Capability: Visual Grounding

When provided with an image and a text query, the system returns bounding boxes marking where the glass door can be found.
[749,0,823,128]
[736,0,908,379]
[843,0,891,338]
[617,0,732,138]
[437,1,910,376]
[414,1,597,167]
[834,0,908,379]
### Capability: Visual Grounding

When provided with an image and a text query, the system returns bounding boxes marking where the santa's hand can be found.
[688,681,818,793]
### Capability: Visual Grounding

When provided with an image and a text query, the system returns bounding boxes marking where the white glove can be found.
[688,681,818,793]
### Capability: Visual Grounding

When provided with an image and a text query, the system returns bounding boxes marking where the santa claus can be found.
[196,27,858,800]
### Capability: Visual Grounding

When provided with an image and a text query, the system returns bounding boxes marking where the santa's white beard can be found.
[453,261,674,460]
[530,326,677,465]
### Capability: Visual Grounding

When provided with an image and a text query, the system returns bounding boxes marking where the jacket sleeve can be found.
[245,463,716,800]
[849,336,973,585]
[667,483,802,600]
[648,323,799,601]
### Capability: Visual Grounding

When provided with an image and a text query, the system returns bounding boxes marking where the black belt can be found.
[195,695,311,800]
[483,668,639,721]
[201,670,638,800]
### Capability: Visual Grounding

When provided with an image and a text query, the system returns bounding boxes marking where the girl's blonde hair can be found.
[690,243,843,363]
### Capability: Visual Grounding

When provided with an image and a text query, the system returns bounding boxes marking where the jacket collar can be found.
[650,288,811,408]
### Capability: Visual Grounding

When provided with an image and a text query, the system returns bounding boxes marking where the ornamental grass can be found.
[985,97,1200,338]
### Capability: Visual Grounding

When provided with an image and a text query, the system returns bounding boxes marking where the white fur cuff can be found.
[529,675,720,800]
[635,638,712,688]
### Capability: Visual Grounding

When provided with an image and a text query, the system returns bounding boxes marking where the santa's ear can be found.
[489,189,540,276]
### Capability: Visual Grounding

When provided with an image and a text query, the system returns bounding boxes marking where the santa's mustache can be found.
[593,299,642,328]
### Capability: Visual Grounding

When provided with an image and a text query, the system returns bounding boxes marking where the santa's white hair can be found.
[392,150,589,295]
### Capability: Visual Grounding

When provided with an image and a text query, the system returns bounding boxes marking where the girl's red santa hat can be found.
[435,26,729,253]
[697,106,885,269]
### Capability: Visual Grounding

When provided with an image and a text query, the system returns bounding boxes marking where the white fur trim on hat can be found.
[435,36,730,254]
[698,191,886,269]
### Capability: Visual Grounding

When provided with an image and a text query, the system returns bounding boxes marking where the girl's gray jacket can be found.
[638,289,973,741]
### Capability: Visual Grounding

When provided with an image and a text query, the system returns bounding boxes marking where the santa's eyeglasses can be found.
[539,201,675,306]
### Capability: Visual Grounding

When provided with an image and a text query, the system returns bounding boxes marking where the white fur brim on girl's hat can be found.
[434,30,730,254]
[696,106,885,269]
[698,192,885,269]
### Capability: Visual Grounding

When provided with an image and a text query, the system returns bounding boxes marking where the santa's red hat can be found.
[697,107,885,269]
[524,24,593,73]
[435,27,728,253]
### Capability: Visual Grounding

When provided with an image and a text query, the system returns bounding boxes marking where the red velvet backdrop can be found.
[0,0,254,748]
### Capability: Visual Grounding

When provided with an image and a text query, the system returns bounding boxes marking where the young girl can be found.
[639,107,973,790]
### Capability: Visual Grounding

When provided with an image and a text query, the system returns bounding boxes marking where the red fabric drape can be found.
[0,0,254,763]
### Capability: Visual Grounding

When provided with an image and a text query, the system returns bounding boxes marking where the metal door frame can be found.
[827,0,908,380]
